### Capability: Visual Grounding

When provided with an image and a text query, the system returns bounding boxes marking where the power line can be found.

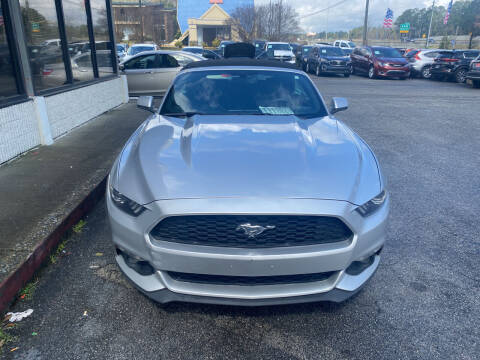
[299,0,353,19]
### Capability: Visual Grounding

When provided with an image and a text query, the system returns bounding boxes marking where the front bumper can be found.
[466,71,480,80]
[376,66,410,78]
[107,191,389,305]
[321,64,350,74]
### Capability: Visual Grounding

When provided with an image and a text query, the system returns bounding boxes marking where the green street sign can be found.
[32,22,40,32]
[400,23,410,34]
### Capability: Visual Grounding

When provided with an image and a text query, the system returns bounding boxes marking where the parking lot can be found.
[4,75,479,360]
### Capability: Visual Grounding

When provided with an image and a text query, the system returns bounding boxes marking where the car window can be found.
[320,47,344,56]
[341,43,347,48]
[128,46,154,56]
[169,53,191,67]
[160,70,328,118]
[124,54,158,70]
[267,44,291,51]
[424,52,438,58]
[372,48,402,58]
[464,51,479,59]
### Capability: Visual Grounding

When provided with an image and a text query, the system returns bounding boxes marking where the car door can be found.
[121,54,162,95]
[351,48,361,72]
[359,48,371,73]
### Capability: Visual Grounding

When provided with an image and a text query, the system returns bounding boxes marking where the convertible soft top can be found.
[181,59,300,71]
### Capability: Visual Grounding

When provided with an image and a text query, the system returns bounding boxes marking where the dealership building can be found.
[0,0,127,164]
[177,0,253,45]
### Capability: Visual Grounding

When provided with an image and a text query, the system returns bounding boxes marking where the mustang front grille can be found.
[167,271,337,286]
[150,215,353,248]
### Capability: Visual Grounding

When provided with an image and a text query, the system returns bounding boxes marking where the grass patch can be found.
[72,219,86,234]
[49,238,68,264]
[0,326,16,352]
[19,279,38,301]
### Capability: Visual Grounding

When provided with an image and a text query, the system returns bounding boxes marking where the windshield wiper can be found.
[161,112,204,118]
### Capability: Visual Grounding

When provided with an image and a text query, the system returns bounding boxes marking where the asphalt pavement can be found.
[2,75,479,360]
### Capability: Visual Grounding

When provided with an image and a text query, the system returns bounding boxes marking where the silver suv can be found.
[409,49,445,79]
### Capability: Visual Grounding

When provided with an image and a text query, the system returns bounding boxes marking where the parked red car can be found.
[351,46,410,79]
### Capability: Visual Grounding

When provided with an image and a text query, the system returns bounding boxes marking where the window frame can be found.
[20,0,118,97]
[0,0,28,108]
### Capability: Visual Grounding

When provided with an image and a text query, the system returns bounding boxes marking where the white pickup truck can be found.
[333,40,356,50]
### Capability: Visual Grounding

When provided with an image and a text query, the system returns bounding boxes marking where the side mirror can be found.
[330,97,348,114]
[118,63,125,71]
[137,96,155,113]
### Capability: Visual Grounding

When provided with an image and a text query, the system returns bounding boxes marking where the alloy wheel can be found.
[368,66,375,79]
[455,69,466,83]
[422,66,432,79]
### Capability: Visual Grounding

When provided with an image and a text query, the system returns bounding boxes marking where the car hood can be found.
[114,115,381,205]
[377,57,408,65]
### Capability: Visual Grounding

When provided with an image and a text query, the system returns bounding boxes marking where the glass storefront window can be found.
[90,0,114,76]
[0,2,19,99]
[19,0,67,91]
[62,0,94,82]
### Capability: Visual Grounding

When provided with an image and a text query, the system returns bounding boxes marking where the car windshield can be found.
[319,47,344,56]
[348,42,356,48]
[116,45,125,52]
[267,44,291,51]
[373,48,402,58]
[160,70,327,118]
[129,46,153,55]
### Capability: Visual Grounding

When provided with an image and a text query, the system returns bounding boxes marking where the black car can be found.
[295,45,312,70]
[466,55,480,88]
[306,45,351,77]
[431,50,480,83]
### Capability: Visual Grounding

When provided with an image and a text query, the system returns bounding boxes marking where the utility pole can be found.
[426,0,435,48]
[362,0,370,45]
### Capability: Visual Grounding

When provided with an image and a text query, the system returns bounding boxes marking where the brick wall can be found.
[0,77,127,164]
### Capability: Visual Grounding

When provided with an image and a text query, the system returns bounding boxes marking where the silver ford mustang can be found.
[107,60,389,306]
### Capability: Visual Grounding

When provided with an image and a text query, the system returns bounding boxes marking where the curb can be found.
[0,177,108,313]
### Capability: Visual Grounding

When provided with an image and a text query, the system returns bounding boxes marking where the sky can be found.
[255,0,451,32]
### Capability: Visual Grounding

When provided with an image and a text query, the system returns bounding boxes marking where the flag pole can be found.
[426,0,436,48]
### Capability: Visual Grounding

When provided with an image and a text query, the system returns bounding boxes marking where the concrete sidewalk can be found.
[0,101,148,311]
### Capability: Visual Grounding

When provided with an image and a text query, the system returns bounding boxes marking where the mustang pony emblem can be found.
[236,223,275,238]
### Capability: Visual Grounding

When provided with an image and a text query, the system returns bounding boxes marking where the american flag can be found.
[444,0,453,25]
[383,8,394,29]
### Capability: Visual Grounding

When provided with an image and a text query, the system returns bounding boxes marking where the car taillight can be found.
[414,54,421,61]
[442,58,459,62]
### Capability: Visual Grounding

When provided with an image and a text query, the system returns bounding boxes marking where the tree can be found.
[230,0,301,42]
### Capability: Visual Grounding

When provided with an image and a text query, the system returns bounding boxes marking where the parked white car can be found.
[333,40,356,50]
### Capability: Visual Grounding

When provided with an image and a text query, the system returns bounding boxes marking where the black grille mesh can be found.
[150,215,353,248]
[167,271,336,286]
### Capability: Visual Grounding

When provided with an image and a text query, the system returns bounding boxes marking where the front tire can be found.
[316,65,321,76]
[455,68,467,83]
[368,65,376,79]
[421,66,432,79]
[306,63,311,73]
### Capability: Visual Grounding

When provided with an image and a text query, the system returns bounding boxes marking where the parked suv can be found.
[409,49,444,79]
[431,50,480,83]
[466,55,480,88]
[306,45,351,77]
[295,45,312,70]
[351,46,410,79]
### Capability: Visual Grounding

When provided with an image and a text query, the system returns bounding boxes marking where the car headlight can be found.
[355,190,387,217]
[378,62,386,67]
[109,183,146,217]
